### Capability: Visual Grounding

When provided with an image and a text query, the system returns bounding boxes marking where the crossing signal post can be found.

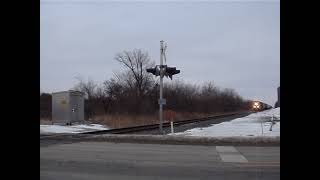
[146,40,180,134]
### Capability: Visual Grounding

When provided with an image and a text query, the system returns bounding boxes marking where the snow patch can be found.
[173,108,280,137]
[40,124,109,134]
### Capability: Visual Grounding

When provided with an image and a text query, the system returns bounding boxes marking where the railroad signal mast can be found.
[146,40,180,134]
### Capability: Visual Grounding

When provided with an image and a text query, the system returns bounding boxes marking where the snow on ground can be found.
[40,124,109,134]
[173,108,280,137]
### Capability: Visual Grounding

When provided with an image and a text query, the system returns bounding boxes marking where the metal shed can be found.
[52,90,85,125]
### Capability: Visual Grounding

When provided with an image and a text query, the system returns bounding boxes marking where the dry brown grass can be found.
[40,119,53,125]
[90,114,158,129]
[40,109,249,127]
[89,110,249,129]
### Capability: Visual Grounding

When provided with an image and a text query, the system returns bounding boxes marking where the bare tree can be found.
[201,82,219,97]
[94,85,106,100]
[63,50,250,120]
[73,77,98,119]
[114,49,155,97]
[73,77,97,99]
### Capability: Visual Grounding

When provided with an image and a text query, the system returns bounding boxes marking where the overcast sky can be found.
[40,0,279,105]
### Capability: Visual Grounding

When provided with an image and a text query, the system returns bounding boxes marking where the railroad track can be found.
[81,112,251,135]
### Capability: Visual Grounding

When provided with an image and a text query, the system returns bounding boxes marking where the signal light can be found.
[146,66,180,80]
[146,67,160,76]
[165,66,180,80]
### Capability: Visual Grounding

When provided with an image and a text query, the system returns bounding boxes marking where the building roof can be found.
[52,90,84,96]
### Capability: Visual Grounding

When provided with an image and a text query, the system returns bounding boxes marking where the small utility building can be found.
[52,90,85,125]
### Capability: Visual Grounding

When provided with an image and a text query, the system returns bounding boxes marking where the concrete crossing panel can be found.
[216,146,248,163]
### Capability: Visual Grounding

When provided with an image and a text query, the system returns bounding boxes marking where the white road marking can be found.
[216,146,248,163]
[219,154,248,163]
[216,146,238,153]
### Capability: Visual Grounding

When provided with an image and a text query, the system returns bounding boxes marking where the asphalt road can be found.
[40,141,280,180]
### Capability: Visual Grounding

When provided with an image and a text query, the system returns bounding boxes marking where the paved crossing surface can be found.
[216,146,249,163]
[40,142,280,180]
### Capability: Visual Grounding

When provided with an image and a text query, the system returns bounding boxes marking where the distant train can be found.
[251,101,273,111]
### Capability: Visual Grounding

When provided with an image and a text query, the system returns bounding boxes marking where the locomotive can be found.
[252,101,273,111]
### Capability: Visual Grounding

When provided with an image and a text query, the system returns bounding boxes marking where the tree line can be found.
[40,49,251,120]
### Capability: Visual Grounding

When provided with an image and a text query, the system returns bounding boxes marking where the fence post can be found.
[171,121,174,134]
[269,115,274,131]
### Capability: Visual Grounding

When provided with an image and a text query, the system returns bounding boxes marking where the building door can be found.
[70,94,80,123]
